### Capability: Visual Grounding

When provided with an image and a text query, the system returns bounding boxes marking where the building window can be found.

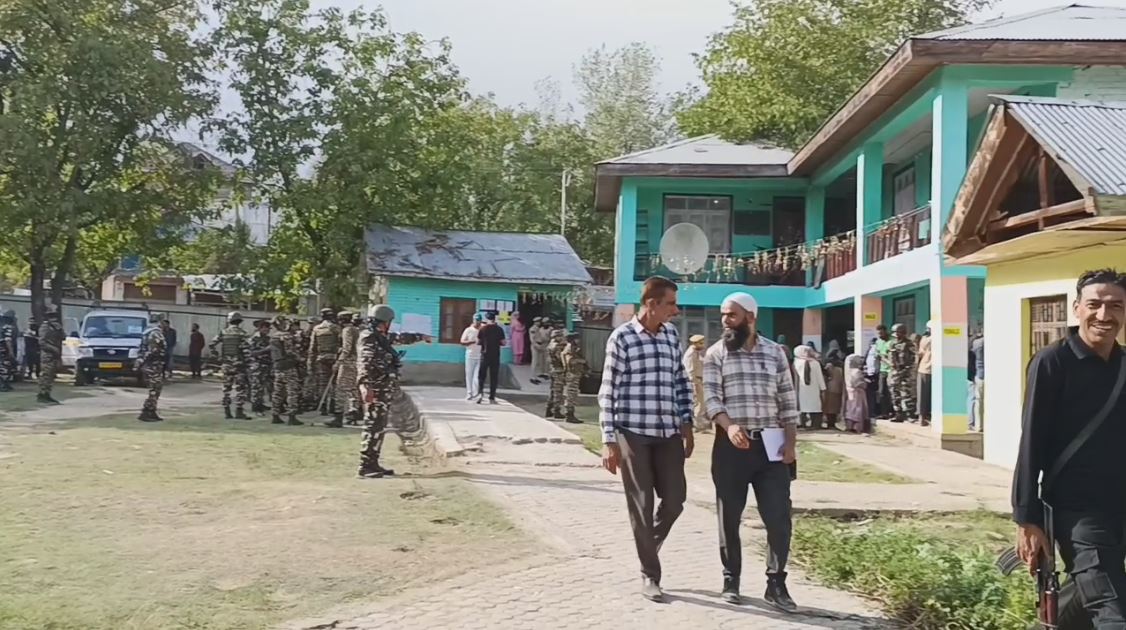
[893,167,916,215]
[675,307,723,348]
[439,298,476,343]
[892,296,916,334]
[664,195,731,253]
[1029,295,1069,357]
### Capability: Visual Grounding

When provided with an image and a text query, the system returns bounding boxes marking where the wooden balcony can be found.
[864,205,932,264]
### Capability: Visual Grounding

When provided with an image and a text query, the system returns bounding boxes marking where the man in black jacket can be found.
[1014,269,1126,628]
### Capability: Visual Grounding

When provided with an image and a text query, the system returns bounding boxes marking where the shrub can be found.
[792,517,1037,630]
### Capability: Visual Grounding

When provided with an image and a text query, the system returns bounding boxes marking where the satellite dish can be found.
[659,223,710,275]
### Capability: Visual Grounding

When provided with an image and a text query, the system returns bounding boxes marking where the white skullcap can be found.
[721,292,759,317]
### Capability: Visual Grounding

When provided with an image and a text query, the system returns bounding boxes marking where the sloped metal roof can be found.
[364,225,593,286]
[918,4,1126,41]
[1000,95,1126,198]
[600,135,793,166]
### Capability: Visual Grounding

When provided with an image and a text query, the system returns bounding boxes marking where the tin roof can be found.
[600,135,793,167]
[918,4,1126,41]
[1000,95,1126,198]
[364,225,593,286]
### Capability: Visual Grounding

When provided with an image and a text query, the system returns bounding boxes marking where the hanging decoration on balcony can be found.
[644,230,859,284]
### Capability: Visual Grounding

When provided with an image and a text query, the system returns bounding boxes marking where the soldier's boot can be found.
[371,462,395,476]
[287,412,304,426]
[138,409,163,423]
[565,407,582,424]
[345,411,360,426]
[37,393,61,405]
[271,413,285,425]
[0,382,11,392]
[223,405,233,419]
[553,406,566,420]
[357,466,384,479]
[324,413,344,429]
[545,403,556,418]
[235,406,249,420]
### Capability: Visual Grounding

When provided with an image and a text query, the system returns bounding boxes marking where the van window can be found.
[83,315,147,339]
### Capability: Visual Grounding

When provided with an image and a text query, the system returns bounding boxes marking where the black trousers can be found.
[877,372,892,417]
[712,430,792,585]
[477,354,500,399]
[1055,510,1126,629]
[918,373,933,420]
[189,354,202,377]
[618,430,687,582]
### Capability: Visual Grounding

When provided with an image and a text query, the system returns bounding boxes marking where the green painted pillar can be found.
[930,76,969,241]
[855,142,884,267]
[805,187,825,240]
[616,181,638,305]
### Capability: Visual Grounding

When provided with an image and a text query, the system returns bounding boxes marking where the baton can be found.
[316,367,337,414]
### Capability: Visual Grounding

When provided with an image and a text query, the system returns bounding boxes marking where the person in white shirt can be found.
[461,315,483,400]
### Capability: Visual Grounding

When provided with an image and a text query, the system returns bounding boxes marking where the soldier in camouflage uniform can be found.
[210,311,251,420]
[545,328,566,419]
[308,308,340,417]
[888,323,917,422]
[36,309,65,404]
[137,312,167,422]
[299,317,318,410]
[330,311,359,428]
[269,315,304,426]
[560,332,587,424]
[0,309,16,392]
[247,319,273,414]
[357,304,400,479]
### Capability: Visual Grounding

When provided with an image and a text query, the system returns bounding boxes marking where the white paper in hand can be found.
[761,428,786,462]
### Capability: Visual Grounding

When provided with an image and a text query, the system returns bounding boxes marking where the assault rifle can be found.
[996,506,1062,629]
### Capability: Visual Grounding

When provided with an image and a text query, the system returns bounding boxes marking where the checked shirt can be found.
[702,335,799,430]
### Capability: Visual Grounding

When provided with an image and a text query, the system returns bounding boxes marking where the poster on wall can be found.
[478,299,516,340]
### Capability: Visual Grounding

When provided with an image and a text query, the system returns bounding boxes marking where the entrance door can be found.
[892,296,916,334]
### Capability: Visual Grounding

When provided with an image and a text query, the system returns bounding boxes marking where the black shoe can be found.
[271,414,284,425]
[0,383,12,392]
[545,405,556,418]
[324,414,344,428]
[287,414,304,426]
[235,407,248,420]
[764,575,797,613]
[640,577,663,602]
[357,468,384,479]
[37,393,61,405]
[721,578,741,605]
[224,406,233,419]
[565,410,582,424]
[489,397,498,405]
[138,411,163,423]
[529,378,540,385]
[372,464,395,476]
[553,409,565,420]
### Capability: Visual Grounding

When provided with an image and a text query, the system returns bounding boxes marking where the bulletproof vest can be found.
[314,322,339,355]
[141,327,163,361]
[270,332,295,369]
[220,326,245,359]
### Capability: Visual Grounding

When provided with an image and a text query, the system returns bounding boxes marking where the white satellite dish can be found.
[659,222,710,275]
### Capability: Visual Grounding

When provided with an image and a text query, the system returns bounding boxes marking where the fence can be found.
[0,294,287,358]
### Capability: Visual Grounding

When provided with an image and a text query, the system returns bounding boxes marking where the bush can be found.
[792,517,1037,630]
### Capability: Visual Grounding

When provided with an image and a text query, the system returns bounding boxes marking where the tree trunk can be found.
[28,251,48,323]
[50,231,78,310]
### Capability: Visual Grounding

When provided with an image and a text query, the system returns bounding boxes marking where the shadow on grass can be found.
[667,589,888,628]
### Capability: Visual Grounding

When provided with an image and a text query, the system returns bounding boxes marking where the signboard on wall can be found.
[478,299,516,340]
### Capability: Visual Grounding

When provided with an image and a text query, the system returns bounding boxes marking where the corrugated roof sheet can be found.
[918,4,1126,41]
[364,225,593,286]
[600,135,793,166]
[1000,96,1126,198]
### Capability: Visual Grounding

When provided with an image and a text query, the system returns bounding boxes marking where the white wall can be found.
[1058,66,1126,101]
[982,276,1078,469]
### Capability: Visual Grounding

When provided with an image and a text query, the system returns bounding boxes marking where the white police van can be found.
[64,309,150,386]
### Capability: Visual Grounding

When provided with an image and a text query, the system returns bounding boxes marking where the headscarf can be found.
[794,344,816,385]
[846,353,866,389]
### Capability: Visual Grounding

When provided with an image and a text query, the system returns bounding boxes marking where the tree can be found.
[678,0,994,148]
[0,0,219,319]
[575,43,678,160]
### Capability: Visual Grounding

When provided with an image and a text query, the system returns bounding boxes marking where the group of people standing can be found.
[598,277,799,612]
[0,307,66,404]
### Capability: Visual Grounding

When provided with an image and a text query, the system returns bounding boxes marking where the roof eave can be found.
[593,162,791,213]
[371,271,592,286]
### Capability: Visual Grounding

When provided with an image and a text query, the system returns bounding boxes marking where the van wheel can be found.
[74,369,88,386]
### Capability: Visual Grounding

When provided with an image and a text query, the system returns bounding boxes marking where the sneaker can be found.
[764,575,797,613]
[640,577,663,603]
[489,398,498,405]
[721,578,741,605]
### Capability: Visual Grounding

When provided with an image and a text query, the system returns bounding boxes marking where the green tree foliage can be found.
[0,0,220,318]
[678,0,994,148]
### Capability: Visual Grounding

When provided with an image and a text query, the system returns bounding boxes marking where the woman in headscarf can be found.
[844,353,870,434]
[793,344,826,429]
[511,312,527,364]
[822,352,844,430]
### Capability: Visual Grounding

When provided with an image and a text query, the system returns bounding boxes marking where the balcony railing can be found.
[864,205,932,265]
[633,230,858,288]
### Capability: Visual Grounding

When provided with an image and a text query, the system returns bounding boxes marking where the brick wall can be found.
[1057,66,1126,101]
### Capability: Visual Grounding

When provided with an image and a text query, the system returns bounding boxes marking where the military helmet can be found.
[566,332,580,341]
[148,312,163,324]
[227,311,243,323]
[368,304,395,323]
[44,308,60,320]
[320,307,334,318]
[550,328,565,339]
[306,316,318,324]
[272,315,289,327]
[338,310,353,322]
[1,309,14,319]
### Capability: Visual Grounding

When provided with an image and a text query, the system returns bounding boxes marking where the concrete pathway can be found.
[286,388,891,630]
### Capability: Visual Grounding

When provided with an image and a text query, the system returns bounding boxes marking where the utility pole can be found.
[559,169,573,236]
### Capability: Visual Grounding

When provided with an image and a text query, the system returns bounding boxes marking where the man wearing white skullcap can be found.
[701,290,799,612]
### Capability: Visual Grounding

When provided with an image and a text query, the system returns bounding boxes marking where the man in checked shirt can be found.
[703,291,799,612]
[598,276,694,603]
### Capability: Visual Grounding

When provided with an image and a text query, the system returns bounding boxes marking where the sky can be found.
[337,0,1126,110]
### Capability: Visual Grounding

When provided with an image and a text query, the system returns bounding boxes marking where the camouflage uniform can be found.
[137,319,167,421]
[308,312,340,415]
[269,317,303,425]
[210,316,250,418]
[0,311,15,391]
[334,313,360,426]
[357,305,400,479]
[248,323,273,413]
[37,315,65,402]
[545,329,566,419]
[298,319,316,409]
[889,331,917,419]
[560,335,588,424]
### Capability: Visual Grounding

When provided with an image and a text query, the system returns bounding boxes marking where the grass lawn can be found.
[0,408,531,630]
[0,382,92,415]
[797,509,1016,554]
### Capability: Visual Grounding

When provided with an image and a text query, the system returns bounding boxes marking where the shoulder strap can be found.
[1042,352,1126,495]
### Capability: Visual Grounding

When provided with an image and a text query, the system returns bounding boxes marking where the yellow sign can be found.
[863,312,879,323]
[943,326,963,337]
